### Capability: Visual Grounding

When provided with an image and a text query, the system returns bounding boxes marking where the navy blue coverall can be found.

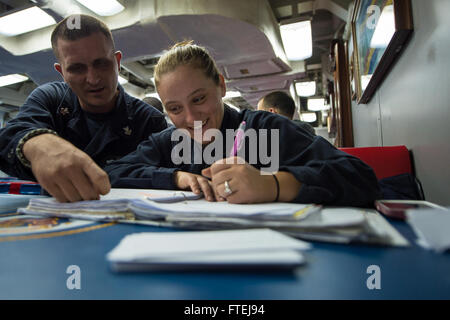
[105,106,381,206]
[0,82,167,181]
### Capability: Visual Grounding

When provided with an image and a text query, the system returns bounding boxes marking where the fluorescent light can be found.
[295,81,316,97]
[370,5,395,48]
[0,74,28,87]
[0,7,56,37]
[118,75,128,85]
[76,0,124,16]
[307,98,330,111]
[280,20,312,61]
[224,90,241,99]
[300,112,317,123]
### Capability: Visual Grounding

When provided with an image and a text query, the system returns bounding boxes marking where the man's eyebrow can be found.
[66,62,85,69]
[93,57,111,63]
[67,55,112,65]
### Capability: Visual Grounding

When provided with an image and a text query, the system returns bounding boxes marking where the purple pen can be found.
[230,121,246,157]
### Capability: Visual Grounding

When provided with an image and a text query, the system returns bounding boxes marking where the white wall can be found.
[352,0,450,205]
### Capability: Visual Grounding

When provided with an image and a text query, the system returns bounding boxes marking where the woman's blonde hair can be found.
[154,40,221,88]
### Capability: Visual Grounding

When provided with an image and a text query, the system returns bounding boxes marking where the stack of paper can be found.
[406,206,450,252]
[128,198,407,246]
[128,197,319,221]
[16,188,409,246]
[106,228,311,271]
[18,198,133,221]
[18,190,320,223]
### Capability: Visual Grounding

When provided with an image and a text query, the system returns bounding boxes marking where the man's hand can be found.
[23,134,110,202]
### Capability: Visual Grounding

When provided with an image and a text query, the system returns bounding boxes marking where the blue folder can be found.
[0,178,42,195]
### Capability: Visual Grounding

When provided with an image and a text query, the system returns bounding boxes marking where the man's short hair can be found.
[260,91,296,119]
[51,14,115,59]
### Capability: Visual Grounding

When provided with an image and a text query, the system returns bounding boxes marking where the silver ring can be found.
[224,180,233,195]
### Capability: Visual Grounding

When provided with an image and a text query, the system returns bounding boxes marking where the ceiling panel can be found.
[223,58,290,80]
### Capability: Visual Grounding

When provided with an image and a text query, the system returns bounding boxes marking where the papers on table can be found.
[18,189,319,223]
[102,189,203,201]
[106,228,311,271]
[16,188,409,246]
[18,198,133,221]
[406,206,450,252]
[273,208,409,246]
[129,198,319,221]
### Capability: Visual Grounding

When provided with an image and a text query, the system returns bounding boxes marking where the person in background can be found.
[143,96,173,126]
[257,90,316,136]
[142,96,164,113]
[0,14,167,202]
[105,41,380,206]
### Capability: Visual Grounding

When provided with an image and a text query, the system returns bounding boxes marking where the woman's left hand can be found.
[201,157,277,204]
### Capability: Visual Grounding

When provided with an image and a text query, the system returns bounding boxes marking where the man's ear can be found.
[54,63,63,77]
[115,51,123,71]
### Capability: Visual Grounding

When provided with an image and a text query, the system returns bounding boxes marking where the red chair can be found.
[339,146,412,180]
[339,145,424,200]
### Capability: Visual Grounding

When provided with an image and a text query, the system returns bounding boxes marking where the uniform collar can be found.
[66,84,133,135]
[109,84,134,136]
[60,84,135,155]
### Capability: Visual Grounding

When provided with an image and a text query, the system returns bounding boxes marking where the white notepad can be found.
[106,228,311,271]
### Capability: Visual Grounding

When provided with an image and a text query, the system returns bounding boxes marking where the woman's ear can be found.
[219,74,226,97]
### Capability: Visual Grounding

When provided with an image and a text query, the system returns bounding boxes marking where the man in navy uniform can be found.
[257,91,316,136]
[0,14,167,202]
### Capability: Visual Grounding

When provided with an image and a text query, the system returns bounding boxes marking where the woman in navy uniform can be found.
[105,41,380,206]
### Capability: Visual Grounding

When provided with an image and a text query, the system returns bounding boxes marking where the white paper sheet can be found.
[406,207,450,252]
[107,228,311,262]
[107,228,311,271]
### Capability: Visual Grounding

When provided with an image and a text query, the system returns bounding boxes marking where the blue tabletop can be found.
[0,217,449,300]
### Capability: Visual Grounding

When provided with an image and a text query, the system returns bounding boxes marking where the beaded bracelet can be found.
[15,128,58,168]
